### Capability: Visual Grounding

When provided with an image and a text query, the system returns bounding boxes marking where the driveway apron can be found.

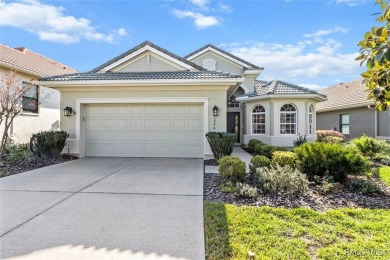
[0,157,205,260]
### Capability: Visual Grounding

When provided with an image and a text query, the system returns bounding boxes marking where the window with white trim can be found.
[280,104,297,134]
[252,105,265,134]
[340,114,350,135]
[227,96,240,108]
[309,105,314,135]
[22,82,39,113]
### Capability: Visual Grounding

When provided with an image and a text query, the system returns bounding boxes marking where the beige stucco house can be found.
[0,44,77,144]
[39,41,326,158]
[317,79,390,139]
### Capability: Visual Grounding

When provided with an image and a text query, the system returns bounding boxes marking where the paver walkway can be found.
[0,157,205,260]
[205,146,253,174]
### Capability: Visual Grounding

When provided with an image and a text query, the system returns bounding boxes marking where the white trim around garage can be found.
[69,97,210,158]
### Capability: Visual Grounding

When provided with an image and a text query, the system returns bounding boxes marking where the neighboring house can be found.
[0,44,77,144]
[39,41,326,158]
[317,78,390,139]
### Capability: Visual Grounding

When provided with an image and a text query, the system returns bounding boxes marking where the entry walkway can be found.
[205,146,253,174]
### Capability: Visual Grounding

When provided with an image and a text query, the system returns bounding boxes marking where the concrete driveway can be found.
[0,157,204,260]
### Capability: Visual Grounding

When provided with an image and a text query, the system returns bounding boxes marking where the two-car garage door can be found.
[85,103,204,158]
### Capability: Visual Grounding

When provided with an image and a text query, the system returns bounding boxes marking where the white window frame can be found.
[280,104,297,135]
[340,114,350,135]
[309,105,314,135]
[252,105,266,134]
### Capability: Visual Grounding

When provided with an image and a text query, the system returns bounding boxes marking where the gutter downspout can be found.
[367,105,377,137]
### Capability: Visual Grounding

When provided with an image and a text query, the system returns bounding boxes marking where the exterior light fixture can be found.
[63,106,74,117]
[213,105,219,116]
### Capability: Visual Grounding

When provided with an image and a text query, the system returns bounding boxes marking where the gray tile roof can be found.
[184,44,263,70]
[243,80,326,98]
[90,41,204,73]
[317,78,372,111]
[40,71,242,82]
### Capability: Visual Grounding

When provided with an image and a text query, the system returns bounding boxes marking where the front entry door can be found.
[227,112,240,143]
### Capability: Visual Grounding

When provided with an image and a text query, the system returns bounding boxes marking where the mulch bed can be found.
[204,172,390,211]
[0,155,78,177]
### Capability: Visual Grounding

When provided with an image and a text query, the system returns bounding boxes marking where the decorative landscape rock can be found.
[204,172,390,211]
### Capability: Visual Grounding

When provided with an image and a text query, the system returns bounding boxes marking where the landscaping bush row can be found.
[1,131,69,164]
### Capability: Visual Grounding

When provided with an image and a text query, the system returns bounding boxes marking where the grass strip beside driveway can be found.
[379,167,390,186]
[204,202,390,259]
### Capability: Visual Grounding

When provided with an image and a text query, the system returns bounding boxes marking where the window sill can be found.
[21,112,39,117]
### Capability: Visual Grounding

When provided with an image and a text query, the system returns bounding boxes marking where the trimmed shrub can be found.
[317,130,345,142]
[235,182,257,198]
[248,139,262,151]
[219,181,237,193]
[321,136,344,144]
[294,142,369,183]
[352,135,389,157]
[218,156,246,183]
[272,151,299,168]
[254,143,287,159]
[3,143,31,164]
[293,134,307,147]
[254,164,309,196]
[30,131,68,159]
[206,132,236,161]
[313,176,341,194]
[346,178,382,195]
[249,155,271,175]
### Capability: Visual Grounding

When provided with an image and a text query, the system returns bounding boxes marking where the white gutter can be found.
[317,102,374,113]
[37,77,244,88]
[236,93,327,102]
[0,62,44,78]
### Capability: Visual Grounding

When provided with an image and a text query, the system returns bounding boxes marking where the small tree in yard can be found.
[0,71,44,154]
[356,0,390,111]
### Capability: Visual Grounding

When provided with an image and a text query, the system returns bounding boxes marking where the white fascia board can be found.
[237,94,327,102]
[244,69,263,75]
[1,62,44,78]
[186,47,254,69]
[98,45,195,72]
[316,102,373,113]
[38,77,244,88]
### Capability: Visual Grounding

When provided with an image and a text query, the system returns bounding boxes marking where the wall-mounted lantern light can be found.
[63,106,75,117]
[213,105,219,117]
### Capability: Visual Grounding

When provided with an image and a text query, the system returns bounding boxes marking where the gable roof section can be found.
[90,41,204,73]
[317,78,373,112]
[0,44,77,77]
[184,44,263,70]
[237,80,326,102]
[39,71,243,84]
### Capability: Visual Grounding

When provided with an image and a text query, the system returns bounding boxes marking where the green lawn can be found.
[204,202,390,259]
[379,167,390,186]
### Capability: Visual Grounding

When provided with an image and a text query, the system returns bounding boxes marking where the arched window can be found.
[227,96,240,108]
[280,104,297,134]
[252,105,265,134]
[309,105,314,135]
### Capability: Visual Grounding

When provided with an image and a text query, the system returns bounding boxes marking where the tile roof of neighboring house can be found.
[316,78,373,112]
[184,44,263,70]
[90,41,204,73]
[40,71,242,82]
[248,80,325,97]
[0,44,77,77]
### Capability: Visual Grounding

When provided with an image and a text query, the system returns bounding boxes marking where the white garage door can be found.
[85,103,204,158]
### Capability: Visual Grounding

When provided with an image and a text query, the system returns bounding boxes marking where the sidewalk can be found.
[205,147,253,174]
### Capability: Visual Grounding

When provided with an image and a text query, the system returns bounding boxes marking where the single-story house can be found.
[39,41,326,158]
[0,44,77,143]
[317,78,390,139]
